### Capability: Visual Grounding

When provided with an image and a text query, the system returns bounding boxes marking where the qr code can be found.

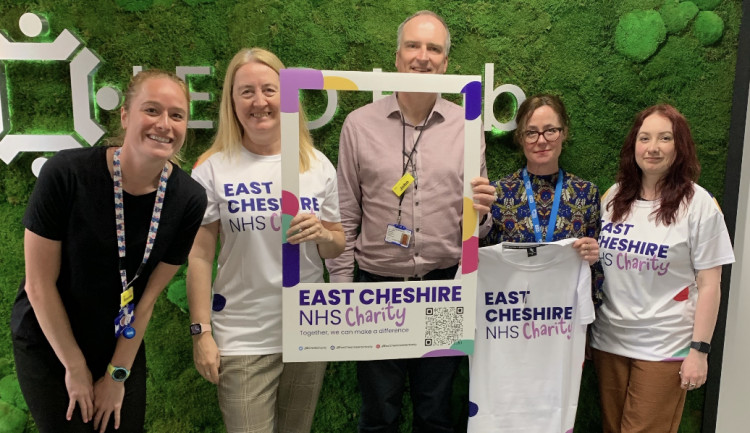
[424,306,464,346]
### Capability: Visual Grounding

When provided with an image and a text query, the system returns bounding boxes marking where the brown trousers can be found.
[593,348,687,433]
[218,354,326,433]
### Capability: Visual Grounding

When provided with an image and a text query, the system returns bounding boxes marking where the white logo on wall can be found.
[0,13,109,176]
[0,12,525,177]
[0,13,214,176]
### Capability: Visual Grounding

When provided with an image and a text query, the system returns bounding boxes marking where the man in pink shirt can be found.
[326,10,488,432]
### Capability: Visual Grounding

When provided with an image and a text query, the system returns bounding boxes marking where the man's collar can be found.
[385,93,446,126]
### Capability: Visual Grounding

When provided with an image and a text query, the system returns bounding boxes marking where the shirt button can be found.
[415,252,420,257]
[416,228,420,232]
[416,202,420,206]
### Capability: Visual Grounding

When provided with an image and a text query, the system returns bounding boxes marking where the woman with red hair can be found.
[590,104,735,432]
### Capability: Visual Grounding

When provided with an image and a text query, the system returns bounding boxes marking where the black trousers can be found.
[13,333,147,433]
[356,264,463,433]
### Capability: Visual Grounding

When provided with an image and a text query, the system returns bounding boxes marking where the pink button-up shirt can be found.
[326,94,487,281]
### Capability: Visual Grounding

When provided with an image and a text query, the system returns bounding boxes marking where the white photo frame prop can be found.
[280,69,482,361]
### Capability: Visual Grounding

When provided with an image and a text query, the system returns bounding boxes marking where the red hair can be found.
[608,104,701,225]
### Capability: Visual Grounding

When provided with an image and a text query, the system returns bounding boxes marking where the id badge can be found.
[385,224,412,248]
[114,303,135,338]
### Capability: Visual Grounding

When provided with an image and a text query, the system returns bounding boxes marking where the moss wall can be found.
[0,0,742,431]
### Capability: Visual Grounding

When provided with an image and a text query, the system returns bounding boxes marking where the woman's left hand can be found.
[286,213,333,245]
[679,350,709,391]
[573,237,599,266]
[92,375,125,432]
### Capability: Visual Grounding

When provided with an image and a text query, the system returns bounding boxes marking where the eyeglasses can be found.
[524,127,563,144]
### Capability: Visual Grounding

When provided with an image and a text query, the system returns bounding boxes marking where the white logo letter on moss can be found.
[0,13,107,175]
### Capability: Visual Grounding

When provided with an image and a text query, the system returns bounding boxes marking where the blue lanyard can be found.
[522,167,563,243]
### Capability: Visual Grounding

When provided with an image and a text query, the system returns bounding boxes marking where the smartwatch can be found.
[190,322,212,336]
[690,341,711,354]
[107,363,130,382]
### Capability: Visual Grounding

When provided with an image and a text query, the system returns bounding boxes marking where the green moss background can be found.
[0,0,742,431]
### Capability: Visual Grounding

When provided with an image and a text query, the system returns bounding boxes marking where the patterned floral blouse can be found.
[482,168,604,305]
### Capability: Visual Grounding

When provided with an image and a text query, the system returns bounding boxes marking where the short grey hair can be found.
[396,10,451,56]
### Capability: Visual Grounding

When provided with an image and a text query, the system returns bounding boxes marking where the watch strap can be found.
[690,341,711,354]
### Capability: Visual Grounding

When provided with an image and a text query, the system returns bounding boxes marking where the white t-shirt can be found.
[590,183,735,361]
[469,238,594,433]
[192,147,340,355]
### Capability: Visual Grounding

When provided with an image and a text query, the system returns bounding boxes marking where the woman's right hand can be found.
[192,333,220,384]
[471,176,497,219]
[573,237,600,266]
[65,363,94,422]
[23,230,94,422]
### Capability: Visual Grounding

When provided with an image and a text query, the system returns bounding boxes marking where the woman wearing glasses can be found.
[473,93,601,259]
[467,94,602,431]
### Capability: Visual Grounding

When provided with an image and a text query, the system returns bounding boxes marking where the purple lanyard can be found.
[113,147,169,294]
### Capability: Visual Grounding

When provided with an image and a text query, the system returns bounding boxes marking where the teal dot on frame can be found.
[282,214,294,242]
